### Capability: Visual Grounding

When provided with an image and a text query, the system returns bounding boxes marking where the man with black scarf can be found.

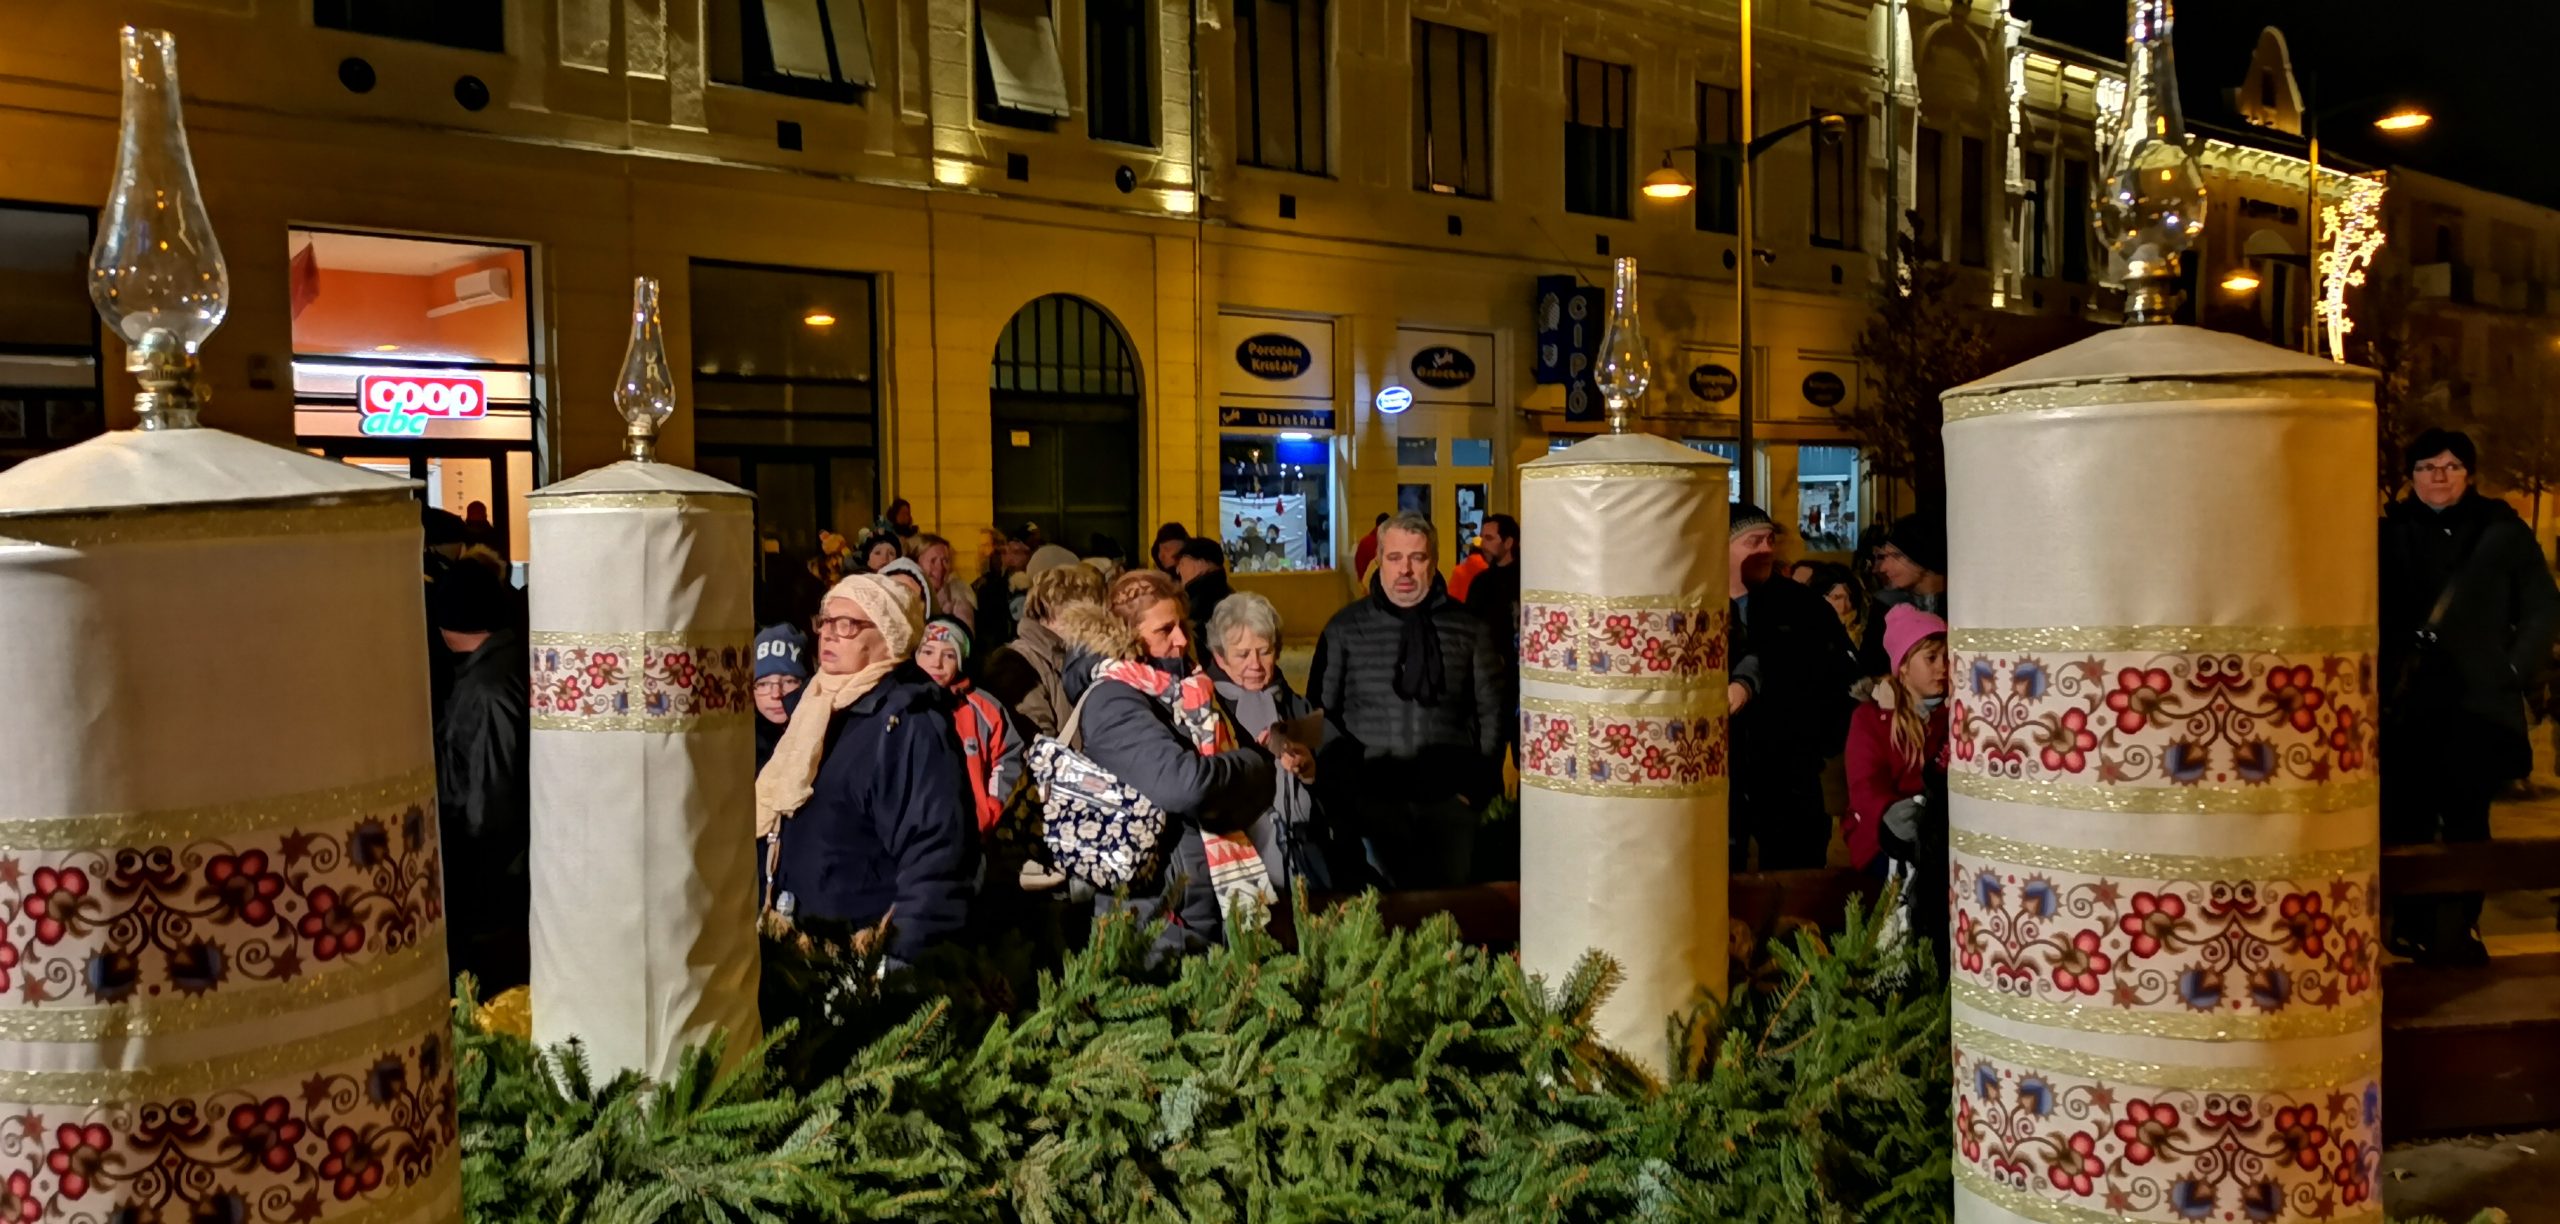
[1308,513,1509,889]
[1728,504,1860,871]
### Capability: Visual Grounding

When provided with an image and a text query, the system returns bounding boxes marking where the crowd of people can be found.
[421,427,2558,984]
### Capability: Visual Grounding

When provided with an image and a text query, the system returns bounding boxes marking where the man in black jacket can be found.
[1308,513,1509,888]
[1728,504,1860,871]
[2380,429,2560,965]
[428,560,530,992]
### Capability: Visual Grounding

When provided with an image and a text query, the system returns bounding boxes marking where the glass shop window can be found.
[1218,432,1334,572]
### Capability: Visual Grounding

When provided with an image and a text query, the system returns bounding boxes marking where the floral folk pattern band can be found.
[529,631,752,732]
[1949,641,2376,815]
[1519,591,1725,691]
[1955,1024,2381,1223]
[1519,695,1728,798]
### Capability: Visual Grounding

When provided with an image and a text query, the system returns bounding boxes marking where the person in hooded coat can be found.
[428,559,531,992]
[757,574,976,967]
[752,623,812,770]
[1054,571,1278,959]
[2380,428,2560,964]
[981,563,1110,737]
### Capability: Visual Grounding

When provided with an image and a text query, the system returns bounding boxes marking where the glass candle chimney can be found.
[616,278,678,462]
[2095,0,2205,324]
[1592,258,1652,434]
[87,27,228,430]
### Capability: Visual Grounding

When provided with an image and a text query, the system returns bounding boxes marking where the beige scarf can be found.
[754,574,923,840]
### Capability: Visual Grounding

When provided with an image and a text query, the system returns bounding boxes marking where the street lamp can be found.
[1642,107,1849,506]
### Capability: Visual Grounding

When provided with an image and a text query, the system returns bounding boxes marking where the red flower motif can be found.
[2266,664,2328,732]
[25,866,89,945]
[1602,723,1638,758]
[1958,1097,1981,1162]
[2273,1104,2331,1171]
[1955,910,1985,975]
[319,1126,385,1200]
[0,1172,37,1224]
[229,1095,309,1174]
[297,887,366,961]
[203,849,288,926]
[2111,1100,2181,1165]
[2333,1139,2370,1205]
[2105,667,2174,734]
[2051,929,2112,995]
[2329,706,2366,770]
[0,939,17,993]
[2039,709,2098,774]
[2338,929,2374,994]
[2118,892,2187,958]
[46,1121,112,1198]
[1601,614,1638,649]
[2277,892,2333,958]
[2046,1130,2104,1196]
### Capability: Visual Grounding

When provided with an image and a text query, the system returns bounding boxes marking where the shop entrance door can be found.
[1390,426,1499,569]
[315,441,527,559]
[989,295,1143,560]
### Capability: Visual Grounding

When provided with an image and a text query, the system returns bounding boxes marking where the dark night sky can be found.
[2008,0,2559,209]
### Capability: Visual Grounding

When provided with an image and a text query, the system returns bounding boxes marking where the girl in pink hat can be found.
[1844,603,1949,872]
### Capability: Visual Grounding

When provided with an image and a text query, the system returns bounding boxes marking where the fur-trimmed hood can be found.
[1052,603,1144,665]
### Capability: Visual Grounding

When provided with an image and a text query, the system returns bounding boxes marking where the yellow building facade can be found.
[0,0,2060,632]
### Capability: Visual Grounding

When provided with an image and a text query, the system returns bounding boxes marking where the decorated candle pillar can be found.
[526,278,759,1080]
[1944,7,2383,1220]
[0,28,461,1223]
[1518,259,1732,1071]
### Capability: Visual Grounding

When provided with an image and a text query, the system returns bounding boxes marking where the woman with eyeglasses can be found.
[755,573,976,967]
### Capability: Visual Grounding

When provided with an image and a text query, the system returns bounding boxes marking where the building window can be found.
[2061,156,2092,282]
[2023,151,2050,278]
[1811,112,1860,250]
[1678,439,1744,503]
[1695,84,1740,234]
[313,0,505,52]
[287,228,540,566]
[1564,55,1631,219]
[1790,443,1860,553]
[1959,135,1987,267]
[1087,0,1151,145]
[1220,434,1334,572]
[710,0,876,101]
[0,203,103,471]
[2254,256,2307,349]
[688,261,883,566]
[1238,0,1329,175]
[1913,127,1943,254]
[977,0,1072,128]
[1414,20,1491,198]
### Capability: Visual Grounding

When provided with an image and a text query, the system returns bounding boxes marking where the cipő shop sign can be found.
[358,374,487,438]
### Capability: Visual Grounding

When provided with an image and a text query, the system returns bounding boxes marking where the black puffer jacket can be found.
[1055,606,1277,957]
[1307,580,1509,805]
[2381,491,2560,778]
[1731,575,1862,774]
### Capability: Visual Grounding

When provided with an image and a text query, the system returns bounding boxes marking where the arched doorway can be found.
[990,295,1142,561]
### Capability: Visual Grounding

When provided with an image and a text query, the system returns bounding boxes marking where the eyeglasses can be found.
[2414,461,2467,478]
[814,616,876,641]
[752,677,801,697]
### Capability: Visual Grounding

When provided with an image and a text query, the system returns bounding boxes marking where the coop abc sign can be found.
[357,374,488,438]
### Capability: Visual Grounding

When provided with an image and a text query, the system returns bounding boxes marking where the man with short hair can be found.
[1309,513,1509,887]
[1727,504,1859,871]
[428,561,531,991]
[1859,511,1949,677]
[2381,428,2560,965]
[1464,513,1522,654]
[1174,536,1234,630]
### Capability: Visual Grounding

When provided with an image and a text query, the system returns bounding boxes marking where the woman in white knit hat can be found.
[756,572,976,965]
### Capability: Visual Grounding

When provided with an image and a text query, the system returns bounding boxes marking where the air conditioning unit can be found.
[426,267,512,318]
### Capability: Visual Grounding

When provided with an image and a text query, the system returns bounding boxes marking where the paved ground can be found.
[2386,1129,2547,1221]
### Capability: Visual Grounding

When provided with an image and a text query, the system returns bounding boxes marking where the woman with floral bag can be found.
[1052,570,1280,960]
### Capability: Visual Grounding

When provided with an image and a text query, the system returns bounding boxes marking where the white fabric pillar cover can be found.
[527,463,758,1080]
[1941,326,2381,1224]
[0,430,461,1224]
[1517,433,1731,1071]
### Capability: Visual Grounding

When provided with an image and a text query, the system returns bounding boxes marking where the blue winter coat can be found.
[770,663,979,963]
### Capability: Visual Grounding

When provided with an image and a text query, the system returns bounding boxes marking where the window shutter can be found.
[759,0,834,80]
[978,0,1072,118]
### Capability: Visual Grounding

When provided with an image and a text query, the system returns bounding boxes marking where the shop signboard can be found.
[1801,370,1847,410]
[1687,363,1738,403]
[1219,405,1337,431]
[1410,346,1476,389]
[1235,334,1312,381]
[357,373,487,438]
[1533,276,1603,422]
[1217,312,1335,401]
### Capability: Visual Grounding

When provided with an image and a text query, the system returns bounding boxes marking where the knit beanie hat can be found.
[1884,603,1949,675]
[753,624,811,683]
[1889,512,1948,575]
[874,557,934,617]
[825,573,922,661]
[1027,543,1081,575]
[921,614,973,660]
[1729,502,1778,539]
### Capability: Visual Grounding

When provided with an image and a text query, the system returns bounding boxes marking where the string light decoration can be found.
[2316,170,2388,361]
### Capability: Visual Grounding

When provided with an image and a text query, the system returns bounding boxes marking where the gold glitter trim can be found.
[0,495,419,550]
[528,630,753,649]
[0,995,448,1104]
[1953,1019,2379,1092]
[531,712,748,733]
[0,770,436,852]
[1951,770,2378,816]
[1954,1162,2379,1224]
[1523,774,1729,800]
[1521,693,1729,720]
[0,937,447,1043]
[1942,376,2374,424]
[1521,462,1718,481]
[1950,625,2375,654]
[1522,670,1718,691]
[529,492,750,511]
[1521,590,1716,610]
[330,1157,460,1224]
[1951,828,2378,881]
[1952,979,2381,1043]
